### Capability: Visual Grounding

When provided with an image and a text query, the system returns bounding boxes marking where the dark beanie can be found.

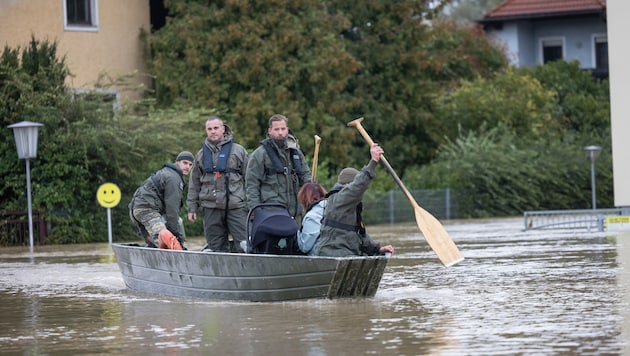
[176,151,194,162]
[337,167,360,185]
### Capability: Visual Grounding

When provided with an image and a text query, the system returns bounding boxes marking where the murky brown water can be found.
[1,217,629,355]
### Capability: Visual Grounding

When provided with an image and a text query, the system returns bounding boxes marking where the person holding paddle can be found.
[313,143,394,257]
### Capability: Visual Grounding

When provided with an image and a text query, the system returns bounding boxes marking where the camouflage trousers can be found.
[130,208,187,246]
[130,208,165,246]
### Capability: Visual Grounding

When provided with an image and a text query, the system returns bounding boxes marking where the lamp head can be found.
[583,145,602,162]
[7,121,43,159]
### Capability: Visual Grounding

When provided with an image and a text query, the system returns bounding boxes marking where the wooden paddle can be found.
[347,117,464,267]
[311,135,321,182]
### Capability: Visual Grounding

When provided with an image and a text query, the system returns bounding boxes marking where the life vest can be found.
[201,140,239,218]
[261,140,303,176]
[203,140,238,174]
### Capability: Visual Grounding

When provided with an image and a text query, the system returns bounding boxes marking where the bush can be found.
[405,126,612,217]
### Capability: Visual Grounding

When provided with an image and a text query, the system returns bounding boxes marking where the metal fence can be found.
[0,210,48,246]
[361,188,474,224]
[523,208,625,232]
[361,189,627,233]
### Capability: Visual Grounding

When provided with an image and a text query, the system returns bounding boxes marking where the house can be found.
[479,0,608,78]
[0,0,168,103]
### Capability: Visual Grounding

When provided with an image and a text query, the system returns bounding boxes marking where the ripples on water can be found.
[1,217,628,355]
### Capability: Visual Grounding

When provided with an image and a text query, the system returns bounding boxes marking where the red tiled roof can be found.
[484,0,606,20]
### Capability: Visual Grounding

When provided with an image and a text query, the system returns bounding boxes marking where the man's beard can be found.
[274,137,287,148]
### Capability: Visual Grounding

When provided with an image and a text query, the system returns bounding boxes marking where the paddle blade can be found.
[413,204,463,266]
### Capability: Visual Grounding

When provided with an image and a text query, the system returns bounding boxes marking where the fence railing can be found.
[362,188,474,224]
[523,208,624,232]
[362,189,626,233]
[0,210,48,246]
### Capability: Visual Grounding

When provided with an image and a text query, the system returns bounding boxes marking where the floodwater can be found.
[1,217,629,355]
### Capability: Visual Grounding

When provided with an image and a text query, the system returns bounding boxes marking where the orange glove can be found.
[158,229,183,250]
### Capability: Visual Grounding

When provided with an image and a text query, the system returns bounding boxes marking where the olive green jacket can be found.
[245,136,311,217]
[129,163,185,235]
[187,126,248,212]
[313,160,382,257]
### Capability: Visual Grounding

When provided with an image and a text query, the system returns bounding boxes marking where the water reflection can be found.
[0,217,627,355]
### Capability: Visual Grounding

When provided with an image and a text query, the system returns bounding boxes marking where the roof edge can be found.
[480,9,606,24]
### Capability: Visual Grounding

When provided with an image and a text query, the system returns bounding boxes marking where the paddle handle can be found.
[311,135,321,182]
[347,118,416,206]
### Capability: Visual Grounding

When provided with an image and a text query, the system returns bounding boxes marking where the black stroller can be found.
[247,204,299,254]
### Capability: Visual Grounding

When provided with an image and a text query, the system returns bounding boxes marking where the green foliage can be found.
[1,37,128,243]
[146,0,509,179]
[406,61,612,216]
[320,4,509,175]
[148,0,360,172]
[433,68,559,143]
[405,125,612,217]
[0,38,218,244]
[523,60,610,132]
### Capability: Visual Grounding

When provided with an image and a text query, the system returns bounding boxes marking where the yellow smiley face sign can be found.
[97,183,121,208]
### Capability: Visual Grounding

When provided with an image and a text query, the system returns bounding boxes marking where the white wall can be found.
[608,1,630,208]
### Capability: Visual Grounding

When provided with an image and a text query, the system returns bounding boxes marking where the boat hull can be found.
[111,243,389,302]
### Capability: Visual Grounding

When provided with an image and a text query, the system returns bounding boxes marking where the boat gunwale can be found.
[111,242,388,263]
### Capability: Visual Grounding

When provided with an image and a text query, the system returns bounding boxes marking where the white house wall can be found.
[487,23,521,66]
[608,1,630,208]
[487,17,606,69]
[0,0,151,101]
[531,17,606,68]
[516,21,535,68]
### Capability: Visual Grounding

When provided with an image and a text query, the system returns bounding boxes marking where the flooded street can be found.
[1,217,629,355]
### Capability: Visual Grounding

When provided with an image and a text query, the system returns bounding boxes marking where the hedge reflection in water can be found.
[0,217,628,355]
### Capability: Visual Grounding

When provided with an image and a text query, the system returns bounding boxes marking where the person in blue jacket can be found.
[297,182,327,255]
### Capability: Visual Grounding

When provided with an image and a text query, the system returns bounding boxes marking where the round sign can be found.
[97,183,121,208]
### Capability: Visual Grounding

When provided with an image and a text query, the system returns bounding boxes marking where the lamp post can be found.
[584,145,602,210]
[8,121,43,253]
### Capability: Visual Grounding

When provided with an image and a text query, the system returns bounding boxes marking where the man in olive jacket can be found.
[313,144,395,257]
[187,116,249,252]
[129,151,194,249]
[245,114,311,219]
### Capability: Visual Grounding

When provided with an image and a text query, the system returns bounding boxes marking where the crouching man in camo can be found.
[129,151,194,250]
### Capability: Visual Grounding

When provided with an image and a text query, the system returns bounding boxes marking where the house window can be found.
[594,35,608,70]
[540,37,564,64]
[72,89,120,113]
[64,0,99,32]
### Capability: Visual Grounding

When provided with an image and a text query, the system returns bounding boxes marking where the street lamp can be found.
[584,145,602,210]
[8,121,43,253]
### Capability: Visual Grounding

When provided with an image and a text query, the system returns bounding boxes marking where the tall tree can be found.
[147,0,360,159]
[146,0,508,176]
[330,0,507,173]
